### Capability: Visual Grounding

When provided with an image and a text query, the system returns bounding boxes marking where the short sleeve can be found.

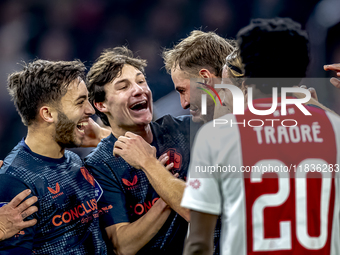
[0,174,37,252]
[181,125,222,215]
[85,163,129,227]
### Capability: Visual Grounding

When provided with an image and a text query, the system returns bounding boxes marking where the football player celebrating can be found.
[181,18,340,255]
[0,60,107,254]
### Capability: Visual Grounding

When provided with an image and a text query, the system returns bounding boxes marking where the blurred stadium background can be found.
[0,0,340,159]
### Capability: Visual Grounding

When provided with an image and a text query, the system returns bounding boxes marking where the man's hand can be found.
[324,64,340,88]
[114,132,189,220]
[298,85,318,101]
[82,118,111,147]
[293,85,338,115]
[0,189,38,241]
[158,153,174,172]
[113,132,156,170]
[324,63,340,76]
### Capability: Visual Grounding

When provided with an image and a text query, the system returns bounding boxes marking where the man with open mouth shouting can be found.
[85,47,191,255]
[0,60,107,254]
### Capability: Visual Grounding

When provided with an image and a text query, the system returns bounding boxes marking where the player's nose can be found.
[180,95,190,109]
[132,83,145,97]
[85,100,95,115]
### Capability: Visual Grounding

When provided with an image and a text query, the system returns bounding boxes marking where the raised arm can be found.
[113,132,190,221]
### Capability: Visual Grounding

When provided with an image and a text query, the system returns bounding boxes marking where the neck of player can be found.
[110,122,153,144]
[25,126,65,159]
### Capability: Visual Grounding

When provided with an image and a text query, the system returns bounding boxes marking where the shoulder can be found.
[325,111,340,140]
[304,106,340,133]
[152,115,192,137]
[64,150,82,165]
[325,110,340,124]
[0,146,35,201]
[0,142,33,176]
[85,134,131,178]
[198,114,238,140]
[85,134,116,166]
[0,174,31,202]
[153,114,191,127]
[193,114,239,155]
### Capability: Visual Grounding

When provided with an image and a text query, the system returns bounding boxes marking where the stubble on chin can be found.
[55,111,79,148]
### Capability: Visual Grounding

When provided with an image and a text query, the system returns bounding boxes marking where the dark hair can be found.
[163,30,235,77]
[8,59,86,126]
[86,46,147,126]
[237,18,310,93]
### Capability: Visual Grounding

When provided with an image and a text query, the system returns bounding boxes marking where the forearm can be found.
[141,158,190,221]
[107,199,171,255]
[183,211,217,255]
[183,240,213,255]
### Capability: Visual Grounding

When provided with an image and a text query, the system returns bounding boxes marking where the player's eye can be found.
[117,82,128,90]
[177,89,185,94]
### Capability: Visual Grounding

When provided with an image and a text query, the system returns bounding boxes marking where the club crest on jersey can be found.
[165,148,182,170]
[189,179,201,190]
[94,179,103,202]
[122,175,138,190]
[80,167,95,187]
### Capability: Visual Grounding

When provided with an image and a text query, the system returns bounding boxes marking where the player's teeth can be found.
[132,101,146,108]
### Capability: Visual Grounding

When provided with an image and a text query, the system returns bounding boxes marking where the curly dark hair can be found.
[237,18,310,93]
[8,59,86,126]
[86,46,147,126]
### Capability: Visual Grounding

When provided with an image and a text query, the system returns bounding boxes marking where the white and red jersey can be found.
[181,98,340,255]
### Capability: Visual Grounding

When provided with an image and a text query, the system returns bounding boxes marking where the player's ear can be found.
[199,69,214,85]
[93,101,109,113]
[39,106,55,123]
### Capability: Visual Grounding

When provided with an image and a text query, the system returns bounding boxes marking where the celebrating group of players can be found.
[0,17,340,255]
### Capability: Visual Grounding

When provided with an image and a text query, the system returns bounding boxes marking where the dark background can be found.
[1,0,340,159]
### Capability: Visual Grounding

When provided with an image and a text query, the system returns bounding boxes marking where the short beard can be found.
[55,110,80,148]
